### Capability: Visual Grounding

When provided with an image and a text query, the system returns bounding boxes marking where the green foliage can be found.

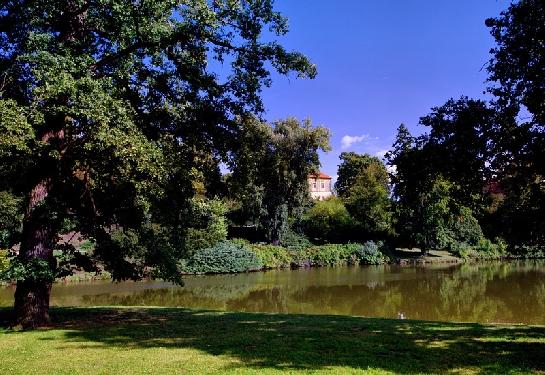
[0,0,317,306]
[0,191,23,248]
[436,206,484,252]
[448,207,484,246]
[452,238,508,260]
[510,245,545,259]
[250,244,291,269]
[229,238,251,247]
[345,162,393,237]
[335,152,393,238]
[94,226,183,284]
[355,241,388,265]
[486,0,545,126]
[301,197,354,243]
[336,152,386,198]
[305,244,362,267]
[387,97,495,250]
[78,241,95,253]
[183,198,228,256]
[228,117,330,243]
[0,250,11,275]
[183,241,262,274]
[474,238,508,259]
[281,229,313,251]
[0,258,55,283]
[450,242,474,259]
[484,1,545,250]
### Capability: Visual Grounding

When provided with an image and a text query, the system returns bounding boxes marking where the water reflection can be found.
[1,261,544,324]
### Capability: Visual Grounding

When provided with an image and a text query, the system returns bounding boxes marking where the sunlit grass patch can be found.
[1,307,544,374]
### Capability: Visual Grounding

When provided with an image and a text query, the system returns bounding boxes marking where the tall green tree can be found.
[229,116,330,244]
[0,0,316,327]
[387,104,489,253]
[485,0,545,247]
[335,152,382,198]
[418,97,495,213]
[335,152,392,238]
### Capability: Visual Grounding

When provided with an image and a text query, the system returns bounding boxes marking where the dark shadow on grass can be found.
[1,307,544,373]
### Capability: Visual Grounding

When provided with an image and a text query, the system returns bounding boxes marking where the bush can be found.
[451,237,508,260]
[0,249,10,275]
[250,244,291,269]
[281,229,313,251]
[510,245,545,258]
[306,244,362,267]
[355,241,387,265]
[183,241,262,274]
[473,238,507,259]
[450,241,473,259]
[302,197,355,243]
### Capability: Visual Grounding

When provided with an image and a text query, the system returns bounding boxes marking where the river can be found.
[1,260,544,324]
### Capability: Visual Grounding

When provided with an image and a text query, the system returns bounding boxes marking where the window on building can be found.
[312,182,316,189]
[321,182,325,189]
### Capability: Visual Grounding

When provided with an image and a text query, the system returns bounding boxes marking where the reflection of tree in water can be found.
[80,284,267,309]
[36,261,545,325]
[435,264,506,323]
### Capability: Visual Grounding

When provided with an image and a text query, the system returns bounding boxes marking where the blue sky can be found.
[259,0,511,181]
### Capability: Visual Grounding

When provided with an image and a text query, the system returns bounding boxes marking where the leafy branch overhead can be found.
[0,0,318,327]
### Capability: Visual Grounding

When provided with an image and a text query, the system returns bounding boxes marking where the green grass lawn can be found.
[1,307,544,374]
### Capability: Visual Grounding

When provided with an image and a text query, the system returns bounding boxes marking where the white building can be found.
[308,172,333,200]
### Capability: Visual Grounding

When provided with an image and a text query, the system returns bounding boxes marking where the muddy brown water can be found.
[1,261,544,325]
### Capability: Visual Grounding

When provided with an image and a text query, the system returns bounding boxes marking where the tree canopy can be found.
[228,116,330,244]
[0,0,317,327]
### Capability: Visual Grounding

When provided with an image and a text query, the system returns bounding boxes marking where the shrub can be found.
[451,237,508,260]
[306,244,362,267]
[0,249,10,275]
[450,242,473,259]
[250,244,291,269]
[510,245,545,258]
[355,241,387,265]
[287,246,313,267]
[281,229,313,251]
[473,238,507,259]
[183,241,262,274]
[302,197,354,243]
[450,207,483,246]
[230,238,251,246]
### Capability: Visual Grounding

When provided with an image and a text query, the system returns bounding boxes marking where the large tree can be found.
[0,0,316,327]
[335,152,392,238]
[229,116,330,244]
[387,98,493,253]
[485,0,545,247]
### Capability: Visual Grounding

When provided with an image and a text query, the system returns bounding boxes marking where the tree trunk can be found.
[13,123,65,328]
[14,178,56,328]
[14,279,52,328]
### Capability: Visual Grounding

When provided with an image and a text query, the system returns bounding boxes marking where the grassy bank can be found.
[1,307,544,374]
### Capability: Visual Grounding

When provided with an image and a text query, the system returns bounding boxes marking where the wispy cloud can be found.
[375,149,389,159]
[341,134,370,150]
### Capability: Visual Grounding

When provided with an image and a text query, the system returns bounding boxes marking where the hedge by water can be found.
[182,240,389,274]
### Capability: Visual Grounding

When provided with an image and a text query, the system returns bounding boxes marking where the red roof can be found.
[308,172,332,179]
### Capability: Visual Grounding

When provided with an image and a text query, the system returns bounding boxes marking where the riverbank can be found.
[1,307,544,374]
